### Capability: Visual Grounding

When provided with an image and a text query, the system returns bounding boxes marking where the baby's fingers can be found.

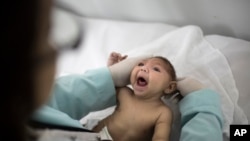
[110,52,121,58]
[119,55,128,61]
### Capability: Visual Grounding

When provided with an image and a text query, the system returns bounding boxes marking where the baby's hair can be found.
[152,56,176,81]
[152,56,183,102]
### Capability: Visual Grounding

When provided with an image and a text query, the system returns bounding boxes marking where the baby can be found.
[93,52,177,141]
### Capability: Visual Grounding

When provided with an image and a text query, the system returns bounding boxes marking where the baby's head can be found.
[153,56,176,81]
[130,56,177,98]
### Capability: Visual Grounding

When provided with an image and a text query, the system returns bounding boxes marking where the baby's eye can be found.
[138,62,144,66]
[153,67,160,72]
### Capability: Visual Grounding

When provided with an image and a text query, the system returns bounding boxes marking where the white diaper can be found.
[99,126,113,141]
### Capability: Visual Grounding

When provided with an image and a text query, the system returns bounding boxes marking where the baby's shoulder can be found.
[116,86,134,100]
[150,104,172,125]
[158,104,172,117]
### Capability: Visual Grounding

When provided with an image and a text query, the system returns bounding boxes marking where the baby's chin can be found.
[133,85,148,96]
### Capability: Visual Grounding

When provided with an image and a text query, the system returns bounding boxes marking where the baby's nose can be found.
[140,67,148,72]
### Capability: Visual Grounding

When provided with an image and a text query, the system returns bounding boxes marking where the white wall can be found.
[56,0,250,41]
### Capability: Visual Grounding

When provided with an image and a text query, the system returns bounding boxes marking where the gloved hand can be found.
[108,54,152,87]
[177,77,205,96]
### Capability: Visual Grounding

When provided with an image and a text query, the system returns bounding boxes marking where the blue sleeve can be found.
[179,89,224,141]
[32,67,116,128]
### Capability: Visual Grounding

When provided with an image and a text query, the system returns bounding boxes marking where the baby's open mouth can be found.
[137,77,148,86]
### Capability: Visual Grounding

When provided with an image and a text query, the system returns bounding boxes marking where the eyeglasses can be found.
[32,6,83,66]
[49,6,83,52]
[49,27,82,52]
[32,27,82,67]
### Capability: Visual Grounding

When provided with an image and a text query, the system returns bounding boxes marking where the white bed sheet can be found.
[55,17,249,140]
[205,35,250,122]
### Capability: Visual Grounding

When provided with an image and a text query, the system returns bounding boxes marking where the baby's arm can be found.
[152,108,172,141]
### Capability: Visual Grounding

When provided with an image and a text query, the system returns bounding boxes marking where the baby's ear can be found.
[164,81,177,94]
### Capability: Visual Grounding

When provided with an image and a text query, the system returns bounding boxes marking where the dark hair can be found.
[1,1,39,141]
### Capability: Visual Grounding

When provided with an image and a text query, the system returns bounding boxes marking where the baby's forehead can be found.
[146,57,166,63]
[145,58,170,67]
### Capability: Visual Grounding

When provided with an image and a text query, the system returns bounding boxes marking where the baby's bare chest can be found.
[111,103,160,130]
[107,105,160,141]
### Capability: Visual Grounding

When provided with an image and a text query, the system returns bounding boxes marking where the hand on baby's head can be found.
[107,52,128,66]
[177,77,205,96]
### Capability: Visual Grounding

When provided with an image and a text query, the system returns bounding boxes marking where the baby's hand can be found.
[107,52,128,66]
